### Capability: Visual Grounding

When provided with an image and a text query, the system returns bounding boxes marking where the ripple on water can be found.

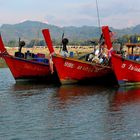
[0,69,139,140]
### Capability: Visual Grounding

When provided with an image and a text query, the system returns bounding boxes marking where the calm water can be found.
[0,68,140,140]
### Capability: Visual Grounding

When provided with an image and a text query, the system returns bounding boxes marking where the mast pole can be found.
[96,0,101,34]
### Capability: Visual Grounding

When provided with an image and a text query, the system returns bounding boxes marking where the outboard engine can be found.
[15,38,25,58]
[18,38,25,53]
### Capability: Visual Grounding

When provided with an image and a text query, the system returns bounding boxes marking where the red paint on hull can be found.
[111,52,140,86]
[0,35,55,82]
[42,28,114,84]
[3,55,51,80]
[53,54,112,84]
[101,26,140,86]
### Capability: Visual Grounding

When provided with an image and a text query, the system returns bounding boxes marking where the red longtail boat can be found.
[102,26,140,86]
[42,27,115,85]
[0,35,57,82]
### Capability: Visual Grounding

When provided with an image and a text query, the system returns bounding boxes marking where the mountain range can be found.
[1,20,140,43]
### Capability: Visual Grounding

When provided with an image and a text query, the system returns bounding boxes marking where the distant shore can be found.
[6,46,94,55]
[0,46,94,68]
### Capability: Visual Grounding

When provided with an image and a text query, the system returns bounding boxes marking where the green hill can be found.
[1,20,140,43]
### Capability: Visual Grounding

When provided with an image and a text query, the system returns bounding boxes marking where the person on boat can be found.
[88,45,100,62]
[87,53,94,62]
[134,47,140,61]
[94,41,109,64]
[119,45,128,58]
[92,54,100,63]
[99,46,109,65]
[86,45,100,63]
[25,50,32,59]
[60,38,69,57]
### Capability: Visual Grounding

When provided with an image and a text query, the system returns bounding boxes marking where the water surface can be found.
[0,68,140,140]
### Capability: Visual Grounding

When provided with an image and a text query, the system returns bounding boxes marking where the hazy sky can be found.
[0,0,140,29]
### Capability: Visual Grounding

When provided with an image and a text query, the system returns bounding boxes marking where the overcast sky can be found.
[0,0,140,29]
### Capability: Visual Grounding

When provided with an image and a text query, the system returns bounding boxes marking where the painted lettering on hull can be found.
[64,62,74,68]
[121,63,140,73]
[64,62,104,73]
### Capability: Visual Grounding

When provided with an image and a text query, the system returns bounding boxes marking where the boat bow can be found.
[42,29,55,55]
[0,35,8,56]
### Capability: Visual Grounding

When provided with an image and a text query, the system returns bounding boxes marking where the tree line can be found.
[5,38,99,47]
[5,34,140,48]
[116,34,140,44]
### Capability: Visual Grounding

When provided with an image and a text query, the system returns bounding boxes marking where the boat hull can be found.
[42,28,115,85]
[111,52,140,86]
[0,32,59,83]
[2,54,55,82]
[53,54,113,84]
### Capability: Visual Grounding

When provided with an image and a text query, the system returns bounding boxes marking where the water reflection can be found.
[13,81,49,91]
[113,86,140,105]
[55,84,109,104]
[107,86,140,140]
[1,67,140,140]
[11,82,57,98]
[58,85,95,99]
[46,85,113,140]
